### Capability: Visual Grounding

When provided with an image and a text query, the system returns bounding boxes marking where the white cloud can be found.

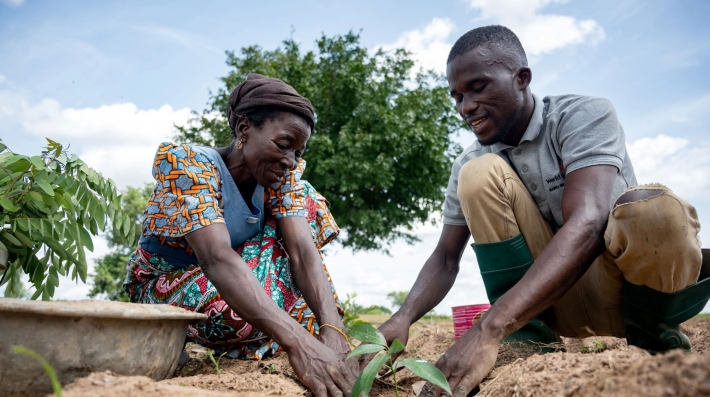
[377,17,456,73]
[0,90,192,189]
[627,134,710,201]
[468,0,606,59]
[0,0,24,7]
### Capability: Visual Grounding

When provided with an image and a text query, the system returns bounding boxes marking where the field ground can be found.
[58,316,710,396]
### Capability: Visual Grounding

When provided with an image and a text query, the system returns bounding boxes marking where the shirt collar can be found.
[488,94,543,153]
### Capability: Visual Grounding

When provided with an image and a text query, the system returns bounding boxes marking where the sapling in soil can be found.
[12,345,62,397]
[347,322,452,397]
[206,349,228,375]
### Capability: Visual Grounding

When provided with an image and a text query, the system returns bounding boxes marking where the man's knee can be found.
[614,187,665,208]
[608,185,701,292]
[611,185,695,234]
[458,153,510,200]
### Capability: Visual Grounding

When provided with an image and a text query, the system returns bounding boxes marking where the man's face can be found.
[446,45,528,146]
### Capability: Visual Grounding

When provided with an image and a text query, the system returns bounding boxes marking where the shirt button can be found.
[531,184,537,191]
[514,148,522,155]
[522,165,529,172]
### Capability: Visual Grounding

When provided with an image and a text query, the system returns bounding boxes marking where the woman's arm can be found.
[184,224,354,396]
[277,217,350,353]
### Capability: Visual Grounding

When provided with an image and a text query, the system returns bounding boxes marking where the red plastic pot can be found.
[452,304,491,340]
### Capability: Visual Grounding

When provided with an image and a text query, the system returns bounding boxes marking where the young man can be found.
[376,25,710,396]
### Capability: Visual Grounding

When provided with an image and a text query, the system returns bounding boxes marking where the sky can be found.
[1,0,710,313]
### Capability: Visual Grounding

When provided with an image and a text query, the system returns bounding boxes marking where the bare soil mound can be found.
[58,318,710,397]
[59,371,264,397]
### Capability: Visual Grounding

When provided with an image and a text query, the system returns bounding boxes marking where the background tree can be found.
[88,183,152,301]
[386,290,409,309]
[176,31,464,251]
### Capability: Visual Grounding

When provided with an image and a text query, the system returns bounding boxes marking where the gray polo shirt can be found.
[442,94,637,231]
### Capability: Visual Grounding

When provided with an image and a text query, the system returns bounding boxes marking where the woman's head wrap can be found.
[227,73,315,133]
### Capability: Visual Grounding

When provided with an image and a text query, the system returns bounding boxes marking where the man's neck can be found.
[500,92,535,147]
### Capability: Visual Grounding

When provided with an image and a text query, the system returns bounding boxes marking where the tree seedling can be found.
[580,339,606,353]
[12,345,62,397]
[347,322,452,397]
[206,349,228,375]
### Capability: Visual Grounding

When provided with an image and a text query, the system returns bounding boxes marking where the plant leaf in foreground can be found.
[12,345,62,397]
[348,322,387,346]
[389,338,405,355]
[398,358,452,395]
[351,352,390,397]
[347,343,386,360]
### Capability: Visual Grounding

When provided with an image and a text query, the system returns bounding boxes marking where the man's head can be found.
[446,25,533,146]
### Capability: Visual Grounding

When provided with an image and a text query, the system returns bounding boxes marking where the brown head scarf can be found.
[227,73,315,133]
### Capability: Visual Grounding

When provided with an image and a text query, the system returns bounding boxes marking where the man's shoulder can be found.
[543,94,615,117]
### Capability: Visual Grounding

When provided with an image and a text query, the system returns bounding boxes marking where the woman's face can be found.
[239,112,311,187]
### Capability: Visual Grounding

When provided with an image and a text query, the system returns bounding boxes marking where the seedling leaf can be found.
[351,352,390,397]
[348,323,387,346]
[398,358,451,395]
[389,338,405,355]
[347,343,386,359]
[12,345,62,396]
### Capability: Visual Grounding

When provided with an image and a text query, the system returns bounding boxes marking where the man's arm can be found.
[372,225,470,359]
[425,164,618,397]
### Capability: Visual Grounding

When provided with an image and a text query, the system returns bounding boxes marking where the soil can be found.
[58,317,710,397]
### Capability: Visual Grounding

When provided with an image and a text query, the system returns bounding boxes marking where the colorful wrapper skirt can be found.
[123,184,343,360]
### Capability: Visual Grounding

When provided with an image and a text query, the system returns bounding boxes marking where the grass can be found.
[12,345,62,397]
[695,313,710,319]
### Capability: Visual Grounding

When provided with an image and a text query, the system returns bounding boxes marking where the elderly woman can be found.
[123,74,355,395]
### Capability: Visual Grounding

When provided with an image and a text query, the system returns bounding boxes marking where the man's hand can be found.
[420,325,500,397]
[287,335,357,397]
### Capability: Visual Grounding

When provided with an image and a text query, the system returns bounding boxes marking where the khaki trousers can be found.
[458,154,702,338]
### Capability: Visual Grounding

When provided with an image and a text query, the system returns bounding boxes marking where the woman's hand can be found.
[319,325,360,380]
[287,334,357,397]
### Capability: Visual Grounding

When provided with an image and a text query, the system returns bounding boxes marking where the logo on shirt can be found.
[545,173,565,192]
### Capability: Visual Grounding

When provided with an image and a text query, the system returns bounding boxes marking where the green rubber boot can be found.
[472,234,560,348]
[623,276,710,353]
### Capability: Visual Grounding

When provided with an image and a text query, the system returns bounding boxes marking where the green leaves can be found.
[0,138,140,300]
[347,343,386,360]
[12,345,62,397]
[348,323,387,346]
[398,358,452,395]
[347,322,451,397]
[351,352,389,397]
[0,196,17,212]
[389,338,405,355]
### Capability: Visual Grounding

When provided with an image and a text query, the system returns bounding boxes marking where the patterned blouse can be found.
[138,142,338,267]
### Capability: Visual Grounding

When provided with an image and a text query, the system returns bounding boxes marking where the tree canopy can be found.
[175,32,463,251]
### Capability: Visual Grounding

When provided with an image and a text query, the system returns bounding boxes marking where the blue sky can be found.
[1,0,710,312]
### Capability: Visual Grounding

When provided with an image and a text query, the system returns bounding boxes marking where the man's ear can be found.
[516,67,532,90]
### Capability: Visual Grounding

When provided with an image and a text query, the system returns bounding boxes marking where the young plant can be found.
[579,339,606,353]
[12,345,62,397]
[206,349,228,375]
[0,139,138,299]
[347,322,452,397]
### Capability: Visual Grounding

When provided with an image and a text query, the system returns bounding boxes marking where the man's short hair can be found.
[447,25,528,66]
